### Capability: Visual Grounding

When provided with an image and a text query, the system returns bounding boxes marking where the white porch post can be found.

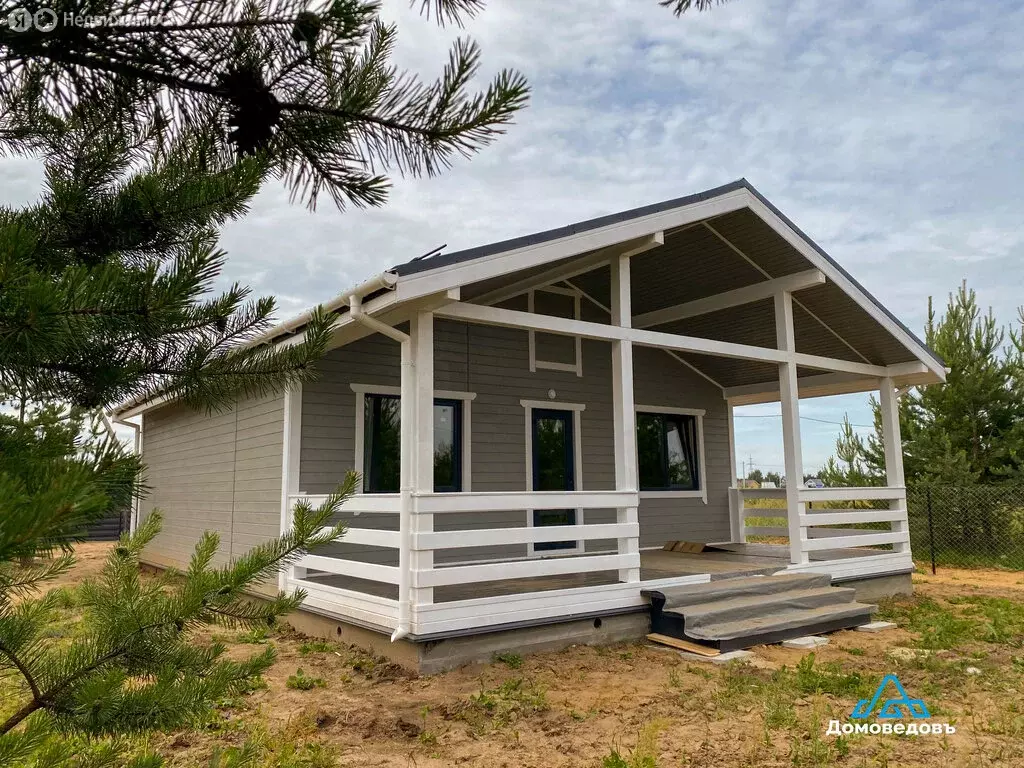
[610,253,641,583]
[410,311,435,613]
[394,329,416,639]
[726,401,745,543]
[279,383,304,588]
[774,292,808,565]
[878,377,910,553]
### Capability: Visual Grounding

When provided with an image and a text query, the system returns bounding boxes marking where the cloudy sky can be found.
[4,0,1022,476]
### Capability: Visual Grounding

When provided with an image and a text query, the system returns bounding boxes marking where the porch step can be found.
[643,574,875,652]
[648,573,832,609]
[678,586,859,632]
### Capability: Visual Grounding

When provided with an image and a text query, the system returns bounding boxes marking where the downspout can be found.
[348,294,414,643]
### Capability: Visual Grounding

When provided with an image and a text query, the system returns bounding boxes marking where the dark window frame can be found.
[363,393,464,494]
[432,398,463,493]
[636,411,701,492]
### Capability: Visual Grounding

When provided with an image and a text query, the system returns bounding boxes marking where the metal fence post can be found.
[926,486,936,575]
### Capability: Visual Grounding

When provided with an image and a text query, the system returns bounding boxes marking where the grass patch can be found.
[707,654,873,729]
[602,720,664,768]
[286,668,326,691]
[880,594,1024,650]
[298,640,336,655]
[454,677,548,732]
[236,627,271,645]
[493,651,523,669]
[207,721,340,767]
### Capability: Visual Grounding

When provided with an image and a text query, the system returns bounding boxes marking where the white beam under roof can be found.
[436,300,906,378]
[632,269,825,329]
[473,231,664,307]
[723,362,937,405]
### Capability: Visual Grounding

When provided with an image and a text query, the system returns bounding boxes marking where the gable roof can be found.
[114,179,945,418]
[390,178,943,373]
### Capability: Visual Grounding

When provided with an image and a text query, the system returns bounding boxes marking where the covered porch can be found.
[274,182,937,641]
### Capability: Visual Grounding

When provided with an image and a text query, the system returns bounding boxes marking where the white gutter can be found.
[348,293,414,643]
[247,272,398,348]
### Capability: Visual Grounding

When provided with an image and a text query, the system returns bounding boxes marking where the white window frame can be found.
[528,286,583,377]
[351,383,475,494]
[520,399,586,556]
[634,404,708,504]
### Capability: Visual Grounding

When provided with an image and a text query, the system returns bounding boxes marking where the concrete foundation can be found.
[141,555,914,676]
[286,606,650,675]
[837,571,913,602]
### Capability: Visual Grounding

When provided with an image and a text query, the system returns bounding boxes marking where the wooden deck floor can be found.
[305,544,881,603]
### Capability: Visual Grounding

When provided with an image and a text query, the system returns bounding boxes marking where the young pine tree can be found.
[818,283,1024,485]
[0,101,356,765]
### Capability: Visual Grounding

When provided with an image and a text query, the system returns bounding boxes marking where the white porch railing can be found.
[731,486,912,572]
[283,490,696,636]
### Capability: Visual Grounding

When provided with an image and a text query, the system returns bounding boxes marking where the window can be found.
[528,287,583,377]
[636,412,700,491]
[362,394,463,493]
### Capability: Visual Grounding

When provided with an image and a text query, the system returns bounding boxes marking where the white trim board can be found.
[352,384,475,494]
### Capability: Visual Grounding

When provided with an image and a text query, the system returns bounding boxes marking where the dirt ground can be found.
[49,545,1024,766]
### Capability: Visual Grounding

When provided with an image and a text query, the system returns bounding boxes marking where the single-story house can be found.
[113,180,945,672]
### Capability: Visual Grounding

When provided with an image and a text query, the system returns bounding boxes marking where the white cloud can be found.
[3,0,1021,475]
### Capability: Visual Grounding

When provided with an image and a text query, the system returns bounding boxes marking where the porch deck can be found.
[304,543,883,604]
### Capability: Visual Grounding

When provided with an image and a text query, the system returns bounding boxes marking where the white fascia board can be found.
[633,269,825,328]
[742,192,946,381]
[393,190,749,304]
[474,232,664,307]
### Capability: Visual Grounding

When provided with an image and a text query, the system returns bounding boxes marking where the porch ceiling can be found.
[458,206,926,392]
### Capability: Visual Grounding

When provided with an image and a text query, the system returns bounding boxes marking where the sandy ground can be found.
[51,546,1024,766]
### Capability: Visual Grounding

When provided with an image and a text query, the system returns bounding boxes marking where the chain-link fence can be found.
[907,485,1024,573]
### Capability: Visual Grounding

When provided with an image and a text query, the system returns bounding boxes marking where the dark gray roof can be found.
[391,178,944,370]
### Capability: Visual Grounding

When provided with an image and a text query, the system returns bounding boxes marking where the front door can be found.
[531,409,578,552]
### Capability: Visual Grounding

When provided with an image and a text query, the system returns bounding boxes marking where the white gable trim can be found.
[392,187,943,382]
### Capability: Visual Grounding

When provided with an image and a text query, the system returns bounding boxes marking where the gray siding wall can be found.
[140,392,284,596]
[299,313,732,566]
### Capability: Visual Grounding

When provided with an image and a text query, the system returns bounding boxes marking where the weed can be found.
[845,647,866,656]
[298,640,336,655]
[602,720,664,768]
[791,653,869,697]
[457,677,548,731]
[236,627,271,645]
[286,668,326,691]
[207,722,339,767]
[493,651,523,669]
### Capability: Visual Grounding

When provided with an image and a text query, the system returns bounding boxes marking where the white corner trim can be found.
[280,383,304,587]
[520,399,586,412]
[352,384,473,494]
